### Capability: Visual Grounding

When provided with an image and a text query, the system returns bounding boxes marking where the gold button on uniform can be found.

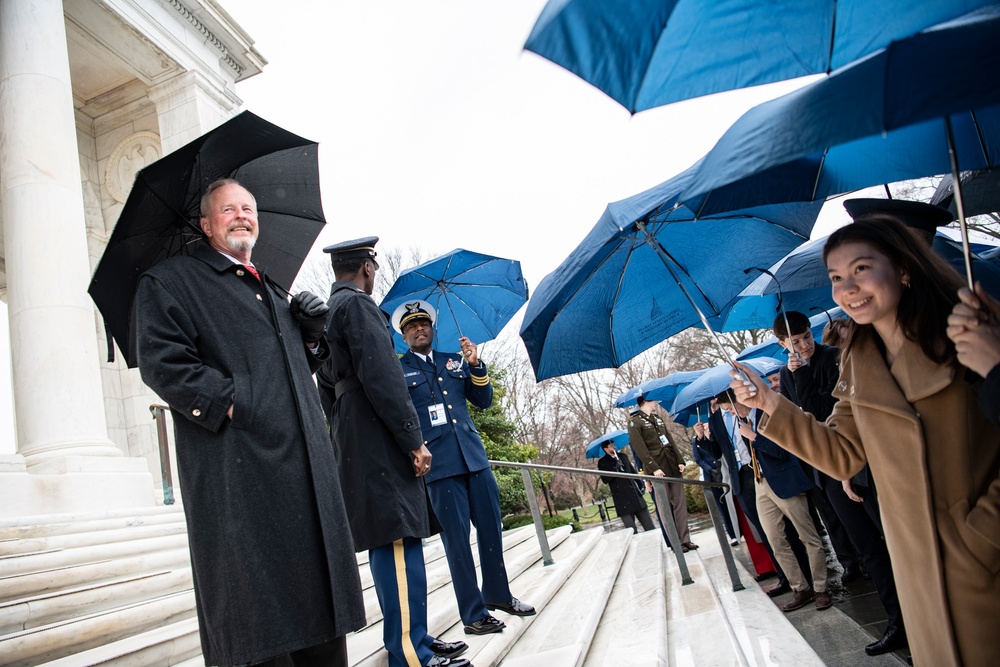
[452,419,457,424]
[448,405,453,409]
[443,390,448,396]
[192,409,202,417]
[438,377,443,382]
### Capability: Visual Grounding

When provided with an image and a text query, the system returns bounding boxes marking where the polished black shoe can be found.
[486,597,536,617]
[427,656,471,667]
[464,615,506,635]
[431,638,469,659]
[840,564,862,583]
[765,581,792,598]
[681,542,700,551]
[865,625,908,656]
[753,571,777,583]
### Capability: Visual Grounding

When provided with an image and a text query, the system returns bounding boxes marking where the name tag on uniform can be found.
[658,434,668,446]
[428,403,447,427]
[404,371,421,378]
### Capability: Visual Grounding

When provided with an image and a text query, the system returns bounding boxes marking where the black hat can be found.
[323,236,379,267]
[843,199,954,234]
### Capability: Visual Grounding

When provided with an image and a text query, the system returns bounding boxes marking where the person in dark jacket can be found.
[691,428,736,540]
[396,300,535,637]
[598,440,654,532]
[136,180,365,667]
[627,396,697,551]
[316,240,470,667]
[715,389,832,613]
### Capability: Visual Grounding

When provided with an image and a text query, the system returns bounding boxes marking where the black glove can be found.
[290,291,329,343]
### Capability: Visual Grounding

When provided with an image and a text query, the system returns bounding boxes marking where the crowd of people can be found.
[136,179,998,667]
[137,179,534,667]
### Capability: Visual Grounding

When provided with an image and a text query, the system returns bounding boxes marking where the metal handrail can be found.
[488,459,744,591]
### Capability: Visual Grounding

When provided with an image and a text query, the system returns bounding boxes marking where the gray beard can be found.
[226,235,256,253]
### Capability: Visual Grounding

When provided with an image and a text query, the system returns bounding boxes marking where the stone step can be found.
[500,528,633,666]
[348,525,578,667]
[0,520,188,557]
[36,618,201,667]
[0,533,190,579]
[583,530,669,667]
[0,547,191,604]
[0,567,192,635]
[0,506,186,542]
[0,590,196,667]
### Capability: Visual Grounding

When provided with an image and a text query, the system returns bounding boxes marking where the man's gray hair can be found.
[199,178,247,217]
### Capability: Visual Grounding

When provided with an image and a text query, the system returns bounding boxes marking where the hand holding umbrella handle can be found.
[290,291,329,343]
[458,336,479,366]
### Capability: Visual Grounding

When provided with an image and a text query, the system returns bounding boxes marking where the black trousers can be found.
[821,473,904,628]
[252,636,348,667]
[621,504,655,532]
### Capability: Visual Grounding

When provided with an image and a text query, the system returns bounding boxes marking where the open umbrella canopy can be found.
[671,357,785,422]
[679,6,1000,217]
[737,308,844,362]
[89,111,326,367]
[717,229,1000,332]
[614,370,705,410]
[585,429,630,459]
[519,164,822,381]
[380,249,528,355]
[932,170,1000,218]
[524,0,990,113]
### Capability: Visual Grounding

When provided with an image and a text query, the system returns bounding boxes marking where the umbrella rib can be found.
[810,149,829,202]
[136,172,205,238]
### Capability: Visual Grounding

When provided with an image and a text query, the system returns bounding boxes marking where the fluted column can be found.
[0,0,120,463]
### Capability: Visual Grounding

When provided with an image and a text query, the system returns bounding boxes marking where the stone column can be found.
[148,71,239,152]
[0,0,124,465]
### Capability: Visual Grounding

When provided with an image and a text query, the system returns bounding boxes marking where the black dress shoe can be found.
[754,571,777,583]
[427,657,471,667]
[681,542,700,550]
[841,564,862,583]
[865,625,907,656]
[464,615,506,635]
[765,581,792,598]
[486,597,536,616]
[431,638,469,659]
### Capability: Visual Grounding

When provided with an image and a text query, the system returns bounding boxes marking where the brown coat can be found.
[627,410,685,477]
[762,331,1000,667]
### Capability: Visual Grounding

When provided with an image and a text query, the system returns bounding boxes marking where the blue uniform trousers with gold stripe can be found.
[369,537,435,667]
[426,468,513,625]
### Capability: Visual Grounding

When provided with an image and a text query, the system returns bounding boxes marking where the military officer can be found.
[317,240,469,667]
[395,300,535,636]
[627,394,698,551]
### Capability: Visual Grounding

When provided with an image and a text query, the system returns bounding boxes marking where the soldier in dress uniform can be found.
[317,239,469,667]
[394,300,535,636]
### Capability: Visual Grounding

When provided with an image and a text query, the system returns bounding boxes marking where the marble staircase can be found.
[0,507,826,667]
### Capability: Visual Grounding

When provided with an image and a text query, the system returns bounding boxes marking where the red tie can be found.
[244,265,261,282]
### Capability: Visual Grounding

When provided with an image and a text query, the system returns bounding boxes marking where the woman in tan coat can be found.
[730,217,1000,666]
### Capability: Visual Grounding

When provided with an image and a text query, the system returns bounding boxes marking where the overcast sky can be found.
[0,0,887,453]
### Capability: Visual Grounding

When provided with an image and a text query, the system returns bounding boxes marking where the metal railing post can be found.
[521,467,554,566]
[149,405,175,505]
[704,488,744,591]
[653,478,693,585]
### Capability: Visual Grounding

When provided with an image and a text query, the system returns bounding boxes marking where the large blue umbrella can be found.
[718,230,1000,332]
[519,164,822,381]
[381,249,528,355]
[524,0,990,113]
[677,7,1000,288]
[737,309,844,362]
[671,357,785,422]
[585,429,630,459]
[614,370,705,409]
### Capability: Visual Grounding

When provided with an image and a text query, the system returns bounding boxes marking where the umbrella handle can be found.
[944,116,975,291]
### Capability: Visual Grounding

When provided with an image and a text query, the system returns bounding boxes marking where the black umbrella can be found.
[931,169,1000,218]
[89,111,327,367]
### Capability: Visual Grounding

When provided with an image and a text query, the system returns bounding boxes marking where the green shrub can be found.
[502,512,579,533]
[683,463,708,513]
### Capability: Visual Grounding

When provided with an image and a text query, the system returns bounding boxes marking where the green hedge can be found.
[502,512,579,532]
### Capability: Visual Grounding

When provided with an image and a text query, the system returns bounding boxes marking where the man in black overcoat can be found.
[136,180,365,667]
[598,440,654,532]
[316,238,469,667]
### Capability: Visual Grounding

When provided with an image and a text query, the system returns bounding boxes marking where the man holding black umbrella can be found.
[136,180,365,667]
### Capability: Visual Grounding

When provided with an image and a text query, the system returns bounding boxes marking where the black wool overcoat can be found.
[316,281,434,553]
[598,451,647,514]
[136,244,365,667]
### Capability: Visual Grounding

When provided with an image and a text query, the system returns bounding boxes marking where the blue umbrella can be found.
[718,230,1000,332]
[524,0,989,113]
[614,370,705,409]
[381,249,528,355]
[737,309,844,362]
[586,429,630,459]
[519,164,822,381]
[671,357,785,420]
[677,7,1000,287]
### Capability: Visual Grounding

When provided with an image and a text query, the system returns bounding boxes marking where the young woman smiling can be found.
[730,217,1000,667]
